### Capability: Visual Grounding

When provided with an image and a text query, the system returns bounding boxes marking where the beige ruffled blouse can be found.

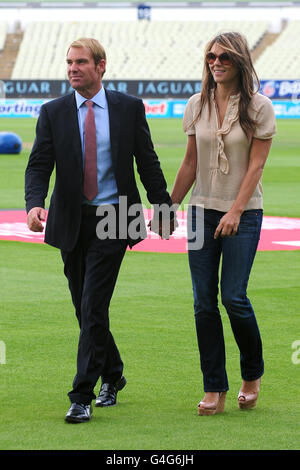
[183,91,276,212]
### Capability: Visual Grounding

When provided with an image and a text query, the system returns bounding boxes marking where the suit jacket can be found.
[25,89,172,251]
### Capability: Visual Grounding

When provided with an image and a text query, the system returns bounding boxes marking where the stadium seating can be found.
[11,20,268,80]
[5,19,300,80]
[254,20,300,79]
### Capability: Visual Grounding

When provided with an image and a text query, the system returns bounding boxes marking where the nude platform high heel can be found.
[198,392,227,416]
[238,378,261,410]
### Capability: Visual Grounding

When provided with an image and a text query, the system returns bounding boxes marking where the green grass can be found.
[0,242,299,450]
[0,117,300,450]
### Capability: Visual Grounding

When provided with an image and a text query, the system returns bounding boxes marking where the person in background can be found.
[25,37,175,423]
[171,31,276,415]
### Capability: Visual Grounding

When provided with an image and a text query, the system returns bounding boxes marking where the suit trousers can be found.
[61,205,128,405]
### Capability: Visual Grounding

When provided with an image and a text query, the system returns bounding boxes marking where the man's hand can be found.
[27,207,47,232]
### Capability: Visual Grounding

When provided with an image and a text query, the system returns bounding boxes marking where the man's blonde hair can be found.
[67,38,106,76]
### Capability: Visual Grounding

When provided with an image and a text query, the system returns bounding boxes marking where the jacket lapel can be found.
[64,92,83,169]
[105,89,120,172]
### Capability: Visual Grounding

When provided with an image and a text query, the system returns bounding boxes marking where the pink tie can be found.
[83,100,98,201]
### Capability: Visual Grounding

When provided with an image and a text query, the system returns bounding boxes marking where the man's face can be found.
[66,46,105,97]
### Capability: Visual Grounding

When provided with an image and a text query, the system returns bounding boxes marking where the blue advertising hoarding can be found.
[0,99,47,118]
[0,98,300,119]
[1,79,300,100]
[260,80,300,100]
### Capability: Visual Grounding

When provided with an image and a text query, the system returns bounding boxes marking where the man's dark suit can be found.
[25,89,172,250]
[25,89,172,405]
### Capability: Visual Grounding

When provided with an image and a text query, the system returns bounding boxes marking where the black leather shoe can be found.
[95,375,127,407]
[65,403,92,423]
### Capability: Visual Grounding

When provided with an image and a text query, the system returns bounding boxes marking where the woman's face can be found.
[207,42,239,88]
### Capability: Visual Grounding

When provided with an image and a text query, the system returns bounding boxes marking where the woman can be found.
[171,32,276,415]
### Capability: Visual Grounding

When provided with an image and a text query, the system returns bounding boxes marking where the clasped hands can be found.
[148,213,178,239]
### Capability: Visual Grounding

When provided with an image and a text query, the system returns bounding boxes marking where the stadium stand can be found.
[0,23,23,79]
[10,20,268,80]
[0,22,7,51]
[0,17,298,80]
[254,20,300,79]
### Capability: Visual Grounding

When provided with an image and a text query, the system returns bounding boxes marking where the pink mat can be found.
[1,209,300,252]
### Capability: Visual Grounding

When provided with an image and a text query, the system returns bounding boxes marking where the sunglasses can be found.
[206,52,232,66]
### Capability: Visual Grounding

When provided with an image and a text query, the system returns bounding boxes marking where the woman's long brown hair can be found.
[196,31,260,139]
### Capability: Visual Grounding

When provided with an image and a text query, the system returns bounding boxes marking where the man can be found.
[25,38,175,423]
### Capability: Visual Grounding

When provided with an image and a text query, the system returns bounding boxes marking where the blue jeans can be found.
[188,207,264,392]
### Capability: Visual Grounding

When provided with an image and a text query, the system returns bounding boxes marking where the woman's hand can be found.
[214,209,241,239]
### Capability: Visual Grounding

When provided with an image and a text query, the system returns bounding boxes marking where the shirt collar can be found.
[75,86,106,110]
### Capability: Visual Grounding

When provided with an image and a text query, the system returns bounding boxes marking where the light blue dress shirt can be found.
[75,87,119,206]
